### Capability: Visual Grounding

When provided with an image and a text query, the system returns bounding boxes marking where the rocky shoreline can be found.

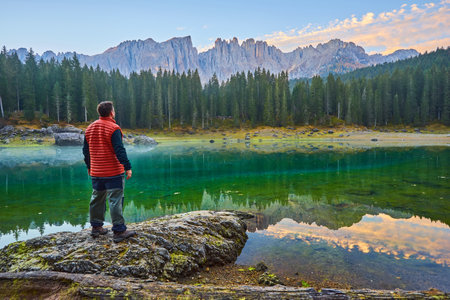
[0,210,447,299]
[1,271,446,299]
[0,124,157,146]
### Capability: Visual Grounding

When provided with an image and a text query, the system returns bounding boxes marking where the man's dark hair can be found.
[97,101,114,117]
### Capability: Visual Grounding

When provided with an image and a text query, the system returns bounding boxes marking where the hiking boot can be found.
[91,226,109,237]
[113,230,136,243]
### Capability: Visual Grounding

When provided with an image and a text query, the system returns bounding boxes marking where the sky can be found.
[0,0,448,55]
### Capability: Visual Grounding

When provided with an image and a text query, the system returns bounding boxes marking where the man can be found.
[83,101,136,242]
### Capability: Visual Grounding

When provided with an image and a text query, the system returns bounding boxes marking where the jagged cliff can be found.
[8,36,418,83]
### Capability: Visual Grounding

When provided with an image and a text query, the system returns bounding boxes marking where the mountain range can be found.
[8,36,418,83]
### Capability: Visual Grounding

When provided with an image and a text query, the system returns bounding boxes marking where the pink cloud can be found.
[262,1,450,54]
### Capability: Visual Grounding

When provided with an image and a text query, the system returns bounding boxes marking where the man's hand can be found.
[126,169,132,180]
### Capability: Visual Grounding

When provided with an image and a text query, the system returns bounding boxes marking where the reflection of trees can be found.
[244,194,413,231]
[1,146,448,238]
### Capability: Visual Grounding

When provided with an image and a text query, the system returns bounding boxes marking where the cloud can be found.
[197,42,215,53]
[176,26,186,31]
[262,1,450,54]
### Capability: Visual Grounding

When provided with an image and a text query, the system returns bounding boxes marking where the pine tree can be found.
[52,82,61,122]
[263,85,273,126]
[156,69,164,128]
[310,76,324,124]
[23,49,37,121]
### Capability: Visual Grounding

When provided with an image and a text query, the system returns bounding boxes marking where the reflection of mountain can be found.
[245,194,412,231]
[261,214,450,266]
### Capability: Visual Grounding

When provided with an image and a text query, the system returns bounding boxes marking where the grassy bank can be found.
[1,121,449,149]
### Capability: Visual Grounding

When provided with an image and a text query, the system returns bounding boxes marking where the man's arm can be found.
[82,136,90,172]
[111,129,132,178]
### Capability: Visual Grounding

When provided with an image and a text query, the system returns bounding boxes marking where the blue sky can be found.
[1,0,448,55]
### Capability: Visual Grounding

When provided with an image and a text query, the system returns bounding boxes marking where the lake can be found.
[0,143,449,291]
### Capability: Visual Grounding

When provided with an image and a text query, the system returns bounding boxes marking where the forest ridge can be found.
[0,47,448,129]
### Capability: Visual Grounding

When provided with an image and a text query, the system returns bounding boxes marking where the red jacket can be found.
[85,117,125,177]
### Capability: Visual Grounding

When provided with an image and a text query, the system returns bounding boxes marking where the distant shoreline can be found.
[1,124,449,148]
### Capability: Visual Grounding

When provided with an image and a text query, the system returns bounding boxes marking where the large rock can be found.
[0,210,250,281]
[54,132,84,146]
[133,134,158,145]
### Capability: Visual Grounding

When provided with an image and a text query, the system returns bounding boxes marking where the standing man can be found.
[83,101,136,242]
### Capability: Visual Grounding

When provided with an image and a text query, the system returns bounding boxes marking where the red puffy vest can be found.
[85,117,125,177]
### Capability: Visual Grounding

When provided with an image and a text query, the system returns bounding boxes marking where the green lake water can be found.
[0,144,449,291]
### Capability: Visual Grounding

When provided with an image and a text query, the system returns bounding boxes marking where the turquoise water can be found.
[0,144,449,291]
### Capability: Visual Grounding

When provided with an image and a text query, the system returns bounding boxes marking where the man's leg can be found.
[90,178,109,237]
[89,188,107,227]
[107,187,126,232]
[106,175,136,242]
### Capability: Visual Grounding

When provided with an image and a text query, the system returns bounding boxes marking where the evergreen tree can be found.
[23,49,37,121]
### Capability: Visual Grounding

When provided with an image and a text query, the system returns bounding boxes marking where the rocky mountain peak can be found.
[6,37,419,83]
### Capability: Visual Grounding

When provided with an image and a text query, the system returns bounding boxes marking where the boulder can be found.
[54,133,84,146]
[133,135,157,145]
[0,211,251,281]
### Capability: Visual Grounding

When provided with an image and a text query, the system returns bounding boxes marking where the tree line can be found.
[0,46,448,128]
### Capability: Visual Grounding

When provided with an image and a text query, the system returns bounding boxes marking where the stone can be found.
[328,130,334,134]
[133,135,157,145]
[50,125,82,134]
[0,125,14,135]
[209,139,214,143]
[371,138,378,142]
[312,128,319,132]
[41,127,53,135]
[254,262,268,272]
[54,133,84,146]
[0,210,251,281]
[258,271,282,286]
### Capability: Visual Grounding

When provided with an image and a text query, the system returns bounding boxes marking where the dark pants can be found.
[89,174,127,233]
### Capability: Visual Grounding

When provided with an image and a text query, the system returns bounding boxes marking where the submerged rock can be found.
[0,210,250,281]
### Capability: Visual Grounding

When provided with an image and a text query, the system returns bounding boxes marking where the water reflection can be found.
[259,214,450,266]
[1,146,449,291]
